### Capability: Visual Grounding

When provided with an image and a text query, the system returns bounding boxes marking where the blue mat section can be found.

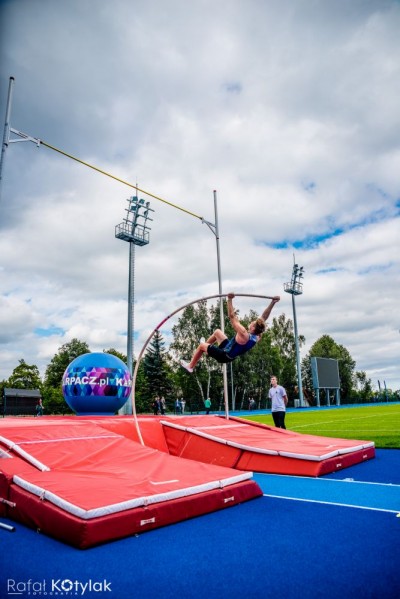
[325,449,400,484]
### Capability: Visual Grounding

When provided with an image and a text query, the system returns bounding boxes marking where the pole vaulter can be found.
[131,293,275,446]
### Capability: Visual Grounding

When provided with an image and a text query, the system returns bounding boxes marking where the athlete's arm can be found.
[260,296,280,322]
[227,294,249,342]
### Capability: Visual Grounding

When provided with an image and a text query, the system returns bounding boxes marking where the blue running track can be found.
[1,450,399,599]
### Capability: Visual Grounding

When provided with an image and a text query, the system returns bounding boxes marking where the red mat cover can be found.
[0,418,262,547]
[159,415,375,476]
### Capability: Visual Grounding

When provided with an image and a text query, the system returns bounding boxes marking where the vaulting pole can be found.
[130,293,274,445]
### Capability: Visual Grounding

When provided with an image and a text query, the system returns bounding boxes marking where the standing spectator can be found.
[152,396,161,415]
[35,398,44,417]
[204,397,212,414]
[249,398,256,410]
[181,399,186,414]
[175,398,182,414]
[160,396,166,415]
[268,376,288,429]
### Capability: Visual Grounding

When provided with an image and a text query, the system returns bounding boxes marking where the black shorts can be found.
[207,339,233,364]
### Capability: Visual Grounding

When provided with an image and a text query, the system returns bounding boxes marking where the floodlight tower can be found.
[115,195,154,414]
[284,260,305,407]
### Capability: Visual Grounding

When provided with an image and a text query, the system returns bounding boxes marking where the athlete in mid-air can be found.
[180,293,280,373]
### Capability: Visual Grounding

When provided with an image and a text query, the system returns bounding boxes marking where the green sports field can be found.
[243,403,400,449]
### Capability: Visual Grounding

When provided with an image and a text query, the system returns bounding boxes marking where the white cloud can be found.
[0,0,399,392]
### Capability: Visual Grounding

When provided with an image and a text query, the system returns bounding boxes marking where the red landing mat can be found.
[159,415,375,476]
[0,418,262,548]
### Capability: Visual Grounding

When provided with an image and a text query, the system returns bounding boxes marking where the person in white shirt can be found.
[268,375,288,429]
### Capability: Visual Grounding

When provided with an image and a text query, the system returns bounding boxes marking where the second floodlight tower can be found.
[115,195,154,414]
[284,260,305,407]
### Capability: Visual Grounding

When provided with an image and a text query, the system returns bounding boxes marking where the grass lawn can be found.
[243,403,400,449]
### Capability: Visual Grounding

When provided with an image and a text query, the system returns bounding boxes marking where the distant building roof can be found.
[4,388,42,398]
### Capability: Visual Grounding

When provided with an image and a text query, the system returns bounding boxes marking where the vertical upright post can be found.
[0,76,15,195]
[115,195,154,416]
[284,259,305,407]
[291,293,304,407]
[230,363,235,410]
[213,190,229,419]
[123,241,135,415]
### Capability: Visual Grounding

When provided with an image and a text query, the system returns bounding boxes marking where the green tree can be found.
[354,371,374,403]
[170,300,223,406]
[141,330,172,408]
[44,338,90,387]
[7,359,43,390]
[302,334,356,400]
[269,312,305,396]
[0,379,8,400]
[133,359,150,413]
[41,385,72,415]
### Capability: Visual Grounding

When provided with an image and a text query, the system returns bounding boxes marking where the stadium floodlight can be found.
[115,195,155,414]
[284,259,305,407]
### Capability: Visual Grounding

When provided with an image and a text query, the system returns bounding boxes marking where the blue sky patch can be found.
[266,206,399,250]
[34,326,65,337]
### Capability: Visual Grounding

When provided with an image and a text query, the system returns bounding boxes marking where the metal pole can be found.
[284,260,305,408]
[0,76,15,196]
[213,190,229,419]
[230,362,235,410]
[292,292,304,407]
[116,195,154,416]
[124,241,135,415]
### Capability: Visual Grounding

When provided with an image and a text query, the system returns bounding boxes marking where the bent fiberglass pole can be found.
[130,293,274,445]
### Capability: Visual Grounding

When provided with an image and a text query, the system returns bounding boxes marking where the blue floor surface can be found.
[254,449,400,512]
[254,473,400,512]
[325,448,400,484]
[1,452,399,599]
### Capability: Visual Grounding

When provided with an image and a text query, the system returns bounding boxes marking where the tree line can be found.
[1,299,396,414]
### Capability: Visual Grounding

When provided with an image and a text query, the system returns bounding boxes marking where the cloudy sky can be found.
[0,0,399,392]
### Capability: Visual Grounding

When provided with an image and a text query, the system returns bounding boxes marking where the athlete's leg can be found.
[206,329,227,345]
[273,411,286,429]
[181,329,228,372]
[279,412,287,429]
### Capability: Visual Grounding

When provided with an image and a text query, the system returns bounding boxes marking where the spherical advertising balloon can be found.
[62,352,131,415]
